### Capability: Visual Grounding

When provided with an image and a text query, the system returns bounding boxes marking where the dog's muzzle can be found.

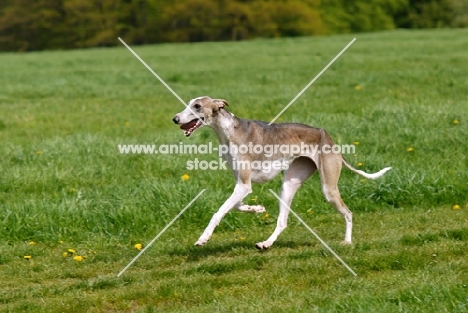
[172,114,204,137]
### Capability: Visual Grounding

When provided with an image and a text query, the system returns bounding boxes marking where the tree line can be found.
[0,0,466,52]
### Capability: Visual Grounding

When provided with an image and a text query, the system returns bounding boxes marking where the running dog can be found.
[172,96,391,249]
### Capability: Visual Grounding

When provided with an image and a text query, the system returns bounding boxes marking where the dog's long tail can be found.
[342,158,392,180]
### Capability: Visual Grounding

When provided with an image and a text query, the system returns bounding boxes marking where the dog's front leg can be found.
[195,183,251,246]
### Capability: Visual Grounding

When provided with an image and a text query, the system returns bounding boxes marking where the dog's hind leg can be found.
[256,157,317,250]
[320,153,353,244]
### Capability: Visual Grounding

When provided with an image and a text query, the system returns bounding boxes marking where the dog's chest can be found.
[250,168,283,183]
[220,149,287,183]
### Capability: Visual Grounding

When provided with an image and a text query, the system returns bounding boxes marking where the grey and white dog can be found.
[173,96,391,249]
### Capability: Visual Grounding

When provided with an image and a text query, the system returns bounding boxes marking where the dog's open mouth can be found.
[180,118,204,137]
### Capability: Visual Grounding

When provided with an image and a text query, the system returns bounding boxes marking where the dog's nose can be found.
[172,115,180,124]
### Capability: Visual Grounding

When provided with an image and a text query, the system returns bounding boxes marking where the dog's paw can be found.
[195,237,210,246]
[194,240,206,246]
[251,205,266,214]
[236,204,267,213]
[255,241,272,250]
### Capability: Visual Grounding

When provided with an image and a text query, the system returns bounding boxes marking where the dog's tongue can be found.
[180,119,197,130]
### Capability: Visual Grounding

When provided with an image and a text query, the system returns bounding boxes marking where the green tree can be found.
[395,0,453,28]
[322,0,408,33]
[149,0,325,43]
[451,0,468,27]
[153,0,218,42]
[0,0,68,51]
[219,0,253,40]
[232,0,326,39]
[0,0,465,52]
[63,0,126,48]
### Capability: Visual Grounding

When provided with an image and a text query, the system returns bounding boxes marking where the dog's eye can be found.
[194,104,201,110]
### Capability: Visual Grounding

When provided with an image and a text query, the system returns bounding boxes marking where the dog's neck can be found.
[211,109,239,145]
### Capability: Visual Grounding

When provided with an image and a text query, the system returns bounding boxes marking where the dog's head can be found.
[172,96,228,137]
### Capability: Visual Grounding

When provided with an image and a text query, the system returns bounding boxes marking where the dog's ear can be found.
[214,99,229,109]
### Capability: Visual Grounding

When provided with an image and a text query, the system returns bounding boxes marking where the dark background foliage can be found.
[0,0,466,51]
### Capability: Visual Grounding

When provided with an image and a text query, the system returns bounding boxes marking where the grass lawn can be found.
[0,29,467,312]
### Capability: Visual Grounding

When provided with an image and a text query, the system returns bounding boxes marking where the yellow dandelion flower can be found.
[453,120,460,125]
[262,213,270,219]
[360,179,365,183]
[181,174,190,181]
[37,151,43,155]
[29,241,36,245]
[353,142,360,145]
[357,162,363,167]
[24,255,32,260]
[73,256,83,262]
[68,249,76,254]
[355,85,362,91]
[134,243,143,250]
[239,237,246,241]
[407,147,414,152]
[62,252,68,258]
[453,205,460,210]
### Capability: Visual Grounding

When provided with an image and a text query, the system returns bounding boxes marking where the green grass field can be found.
[0,29,467,312]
